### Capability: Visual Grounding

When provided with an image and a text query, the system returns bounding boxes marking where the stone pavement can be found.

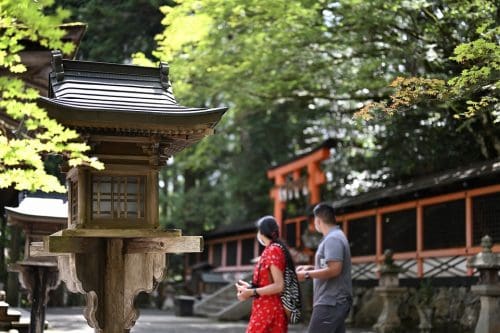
[26,307,373,333]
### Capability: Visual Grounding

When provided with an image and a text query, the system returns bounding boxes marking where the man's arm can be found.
[296,260,343,281]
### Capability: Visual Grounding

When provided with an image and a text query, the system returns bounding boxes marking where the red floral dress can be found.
[247,243,288,333]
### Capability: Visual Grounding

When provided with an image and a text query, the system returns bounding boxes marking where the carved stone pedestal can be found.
[9,262,59,333]
[416,305,433,333]
[470,284,500,333]
[468,235,500,333]
[373,250,405,333]
[373,286,405,333]
[33,229,202,333]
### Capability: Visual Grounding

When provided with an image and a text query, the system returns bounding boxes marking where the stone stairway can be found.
[194,276,252,321]
[0,291,29,333]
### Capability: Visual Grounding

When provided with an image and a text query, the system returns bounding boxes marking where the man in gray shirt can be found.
[296,202,352,333]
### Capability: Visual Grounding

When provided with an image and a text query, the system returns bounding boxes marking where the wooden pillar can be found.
[267,146,330,232]
[6,226,20,306]
[236,240,242,267]
[466,195,473,276]
[30,268,47,333]
[208,244,213,265]
[273,174,286,231]
[342,219,348,238]
[9,263,59,333]
[221,242,227,268]
[105,239,125,333]
[254,238,259,258]
[0,215,7,284]
[376,212,382,263]
[416,204,423,278]
[29,266,58,333]
[77,168,89,227]
[149,169,159,228]
[307,162,321,205]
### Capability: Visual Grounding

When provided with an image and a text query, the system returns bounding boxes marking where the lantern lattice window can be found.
[92,175,146,220]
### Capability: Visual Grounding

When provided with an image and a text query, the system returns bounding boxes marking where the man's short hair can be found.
[313,202,336,225]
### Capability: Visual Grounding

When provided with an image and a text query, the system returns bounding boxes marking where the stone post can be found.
[467,235,500,333]
[9,263,60,333]
[373,249,406,333]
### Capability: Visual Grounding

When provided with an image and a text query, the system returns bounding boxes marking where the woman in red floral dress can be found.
[236,216,293,333]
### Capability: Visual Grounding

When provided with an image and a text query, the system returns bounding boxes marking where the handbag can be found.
[253,243,302,324]
[274,243,302,324]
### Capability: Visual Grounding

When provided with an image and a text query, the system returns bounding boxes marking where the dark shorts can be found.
[307,302,351,333]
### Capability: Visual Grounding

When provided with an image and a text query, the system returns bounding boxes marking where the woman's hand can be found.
[235,280,252,301]
[237,280,251,288]
[296,265,314,272]
[296,265,314,282]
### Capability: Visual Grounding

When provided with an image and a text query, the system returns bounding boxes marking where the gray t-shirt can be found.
[313,226,352,307]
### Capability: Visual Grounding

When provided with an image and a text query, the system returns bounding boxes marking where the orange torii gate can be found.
[267,142,331,231]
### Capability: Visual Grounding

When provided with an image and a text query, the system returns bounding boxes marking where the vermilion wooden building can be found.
[189,143,500,286]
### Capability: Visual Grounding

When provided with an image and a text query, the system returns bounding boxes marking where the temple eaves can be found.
[37,51,228,165]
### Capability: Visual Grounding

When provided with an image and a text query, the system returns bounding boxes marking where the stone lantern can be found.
[6,195,67,333]
[32,51,227,333]
[467,235,500,333]
[373,249,406,333]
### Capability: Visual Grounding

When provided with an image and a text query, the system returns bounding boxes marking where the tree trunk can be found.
[6,226,21,305]
[0,216,6,286]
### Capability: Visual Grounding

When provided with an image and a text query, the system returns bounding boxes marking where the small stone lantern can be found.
[373,249,406,333]
[32,51,227,333]
[6,196,67,333]
[467,235,500,333]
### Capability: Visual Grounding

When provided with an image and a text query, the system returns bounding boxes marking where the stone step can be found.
[197,304,230,314]
[197,303,224,313]
[11,322,29,333]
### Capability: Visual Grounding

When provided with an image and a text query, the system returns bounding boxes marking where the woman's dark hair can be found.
[256,215,296,271]
[257,215,280,240]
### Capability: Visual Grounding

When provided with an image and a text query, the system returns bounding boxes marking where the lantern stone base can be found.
[471,284,500,333]
[9,262,59,333]
[372,286,405,333]
[32,230,202,333]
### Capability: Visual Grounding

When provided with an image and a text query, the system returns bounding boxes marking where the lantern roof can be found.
[37,51,227,136]
[5,196,67,221]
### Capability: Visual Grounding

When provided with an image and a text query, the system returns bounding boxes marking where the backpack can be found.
[275,243,302,324]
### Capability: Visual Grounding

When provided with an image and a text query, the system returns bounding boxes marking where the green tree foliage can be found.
[0,0,103,193]
[56,0,176,63]
[139,0,498,230]
[358,3,499,158]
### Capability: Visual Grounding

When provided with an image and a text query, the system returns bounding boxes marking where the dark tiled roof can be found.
[205,222,256,239]
[205,159,500,237]
[333,158,500,213]
[37,53,227,132]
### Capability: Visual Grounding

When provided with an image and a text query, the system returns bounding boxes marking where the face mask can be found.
[257,234,266,246]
